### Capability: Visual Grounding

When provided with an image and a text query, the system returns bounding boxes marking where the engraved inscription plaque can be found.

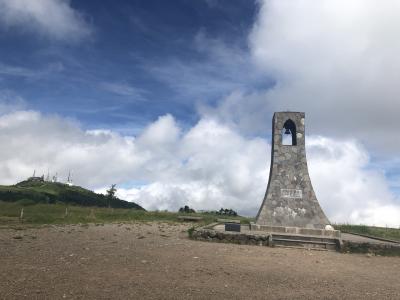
[281,189,302,199]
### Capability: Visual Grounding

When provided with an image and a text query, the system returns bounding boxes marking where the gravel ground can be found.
[1,222,400,300]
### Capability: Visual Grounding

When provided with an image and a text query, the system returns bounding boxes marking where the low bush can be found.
[16,199,36,206]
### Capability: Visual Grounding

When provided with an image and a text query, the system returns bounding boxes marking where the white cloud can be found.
[0,62,65,81]
[251,0,400,154]
[198,89,271,135]
[307,136,400,227]
[200,0,400,154]
[0,109,398,227]
[0,110,268,216]
[109,116,270,215]
[99,82,146,99]
[0,0,92,41]
[0,110,142,186]
[0,90,27,114]
[0,63,39,78]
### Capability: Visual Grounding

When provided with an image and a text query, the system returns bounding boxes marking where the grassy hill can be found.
[0,178,144,210]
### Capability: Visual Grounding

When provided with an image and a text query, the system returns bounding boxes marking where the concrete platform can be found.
[205,223,340,251]
[341,233,400,245]
[250,222,340,238]
[191,223,400,255]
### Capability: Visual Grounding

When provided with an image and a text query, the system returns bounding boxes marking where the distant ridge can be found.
[0,178,144,210]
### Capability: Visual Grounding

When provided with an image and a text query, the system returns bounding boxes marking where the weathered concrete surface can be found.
[250,223,340,238]
[192,225,400,255]
[256,112,330,229]
[341,233,400,245]
[192,224,340,251]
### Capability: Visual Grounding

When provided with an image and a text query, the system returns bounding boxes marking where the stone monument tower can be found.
[255,112,330,230]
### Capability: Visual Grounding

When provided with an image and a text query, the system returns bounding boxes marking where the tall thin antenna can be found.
[32,170,36,177]
[66,170,73,186]
[52,172,58,183]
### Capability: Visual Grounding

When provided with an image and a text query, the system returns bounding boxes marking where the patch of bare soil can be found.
[1,222,400,299]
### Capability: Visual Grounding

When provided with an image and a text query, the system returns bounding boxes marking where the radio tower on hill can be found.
[66,171,73,186]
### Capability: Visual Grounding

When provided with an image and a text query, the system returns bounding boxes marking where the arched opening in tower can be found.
[282,119,297,146]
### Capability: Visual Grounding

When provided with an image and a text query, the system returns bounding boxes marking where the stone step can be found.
[271,234,339,251]
[273,245,330,251]
[217,218,241,224]
[177,216,203,221]
[272,233,337,243]
[273,237,337,245]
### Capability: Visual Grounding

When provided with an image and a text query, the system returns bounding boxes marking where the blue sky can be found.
[0,0,261,134]
[0,0,399,226]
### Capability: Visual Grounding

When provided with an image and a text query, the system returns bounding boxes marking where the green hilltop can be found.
[0,178,144,210]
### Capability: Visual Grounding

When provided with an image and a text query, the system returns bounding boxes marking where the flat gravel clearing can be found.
[1,223,399,299]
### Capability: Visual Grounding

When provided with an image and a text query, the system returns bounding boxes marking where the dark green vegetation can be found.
[335,224,400,242]
[178,205,196,213]
[187,226,195,238]
[0,201,250,226]
[216,208,238,216]
[0,179,143,210]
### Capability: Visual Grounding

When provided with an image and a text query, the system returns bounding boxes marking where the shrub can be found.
[179,205,195,213]
[216,208,237,216]
[187,226,195,238]
[16,199,36,206]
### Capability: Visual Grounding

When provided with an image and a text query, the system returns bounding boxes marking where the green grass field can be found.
[0,201,250,227]
[1,201,399,243]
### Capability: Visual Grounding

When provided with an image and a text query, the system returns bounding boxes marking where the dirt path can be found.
[1,222,400,299]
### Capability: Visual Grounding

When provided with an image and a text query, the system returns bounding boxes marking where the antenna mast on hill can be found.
[66,170,73,186]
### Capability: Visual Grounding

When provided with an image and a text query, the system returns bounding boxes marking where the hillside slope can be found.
[0,179,144,210]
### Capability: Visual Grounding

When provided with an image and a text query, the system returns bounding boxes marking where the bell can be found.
[284,128,291,135]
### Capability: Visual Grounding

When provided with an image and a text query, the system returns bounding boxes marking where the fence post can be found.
[19,208,24,221]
